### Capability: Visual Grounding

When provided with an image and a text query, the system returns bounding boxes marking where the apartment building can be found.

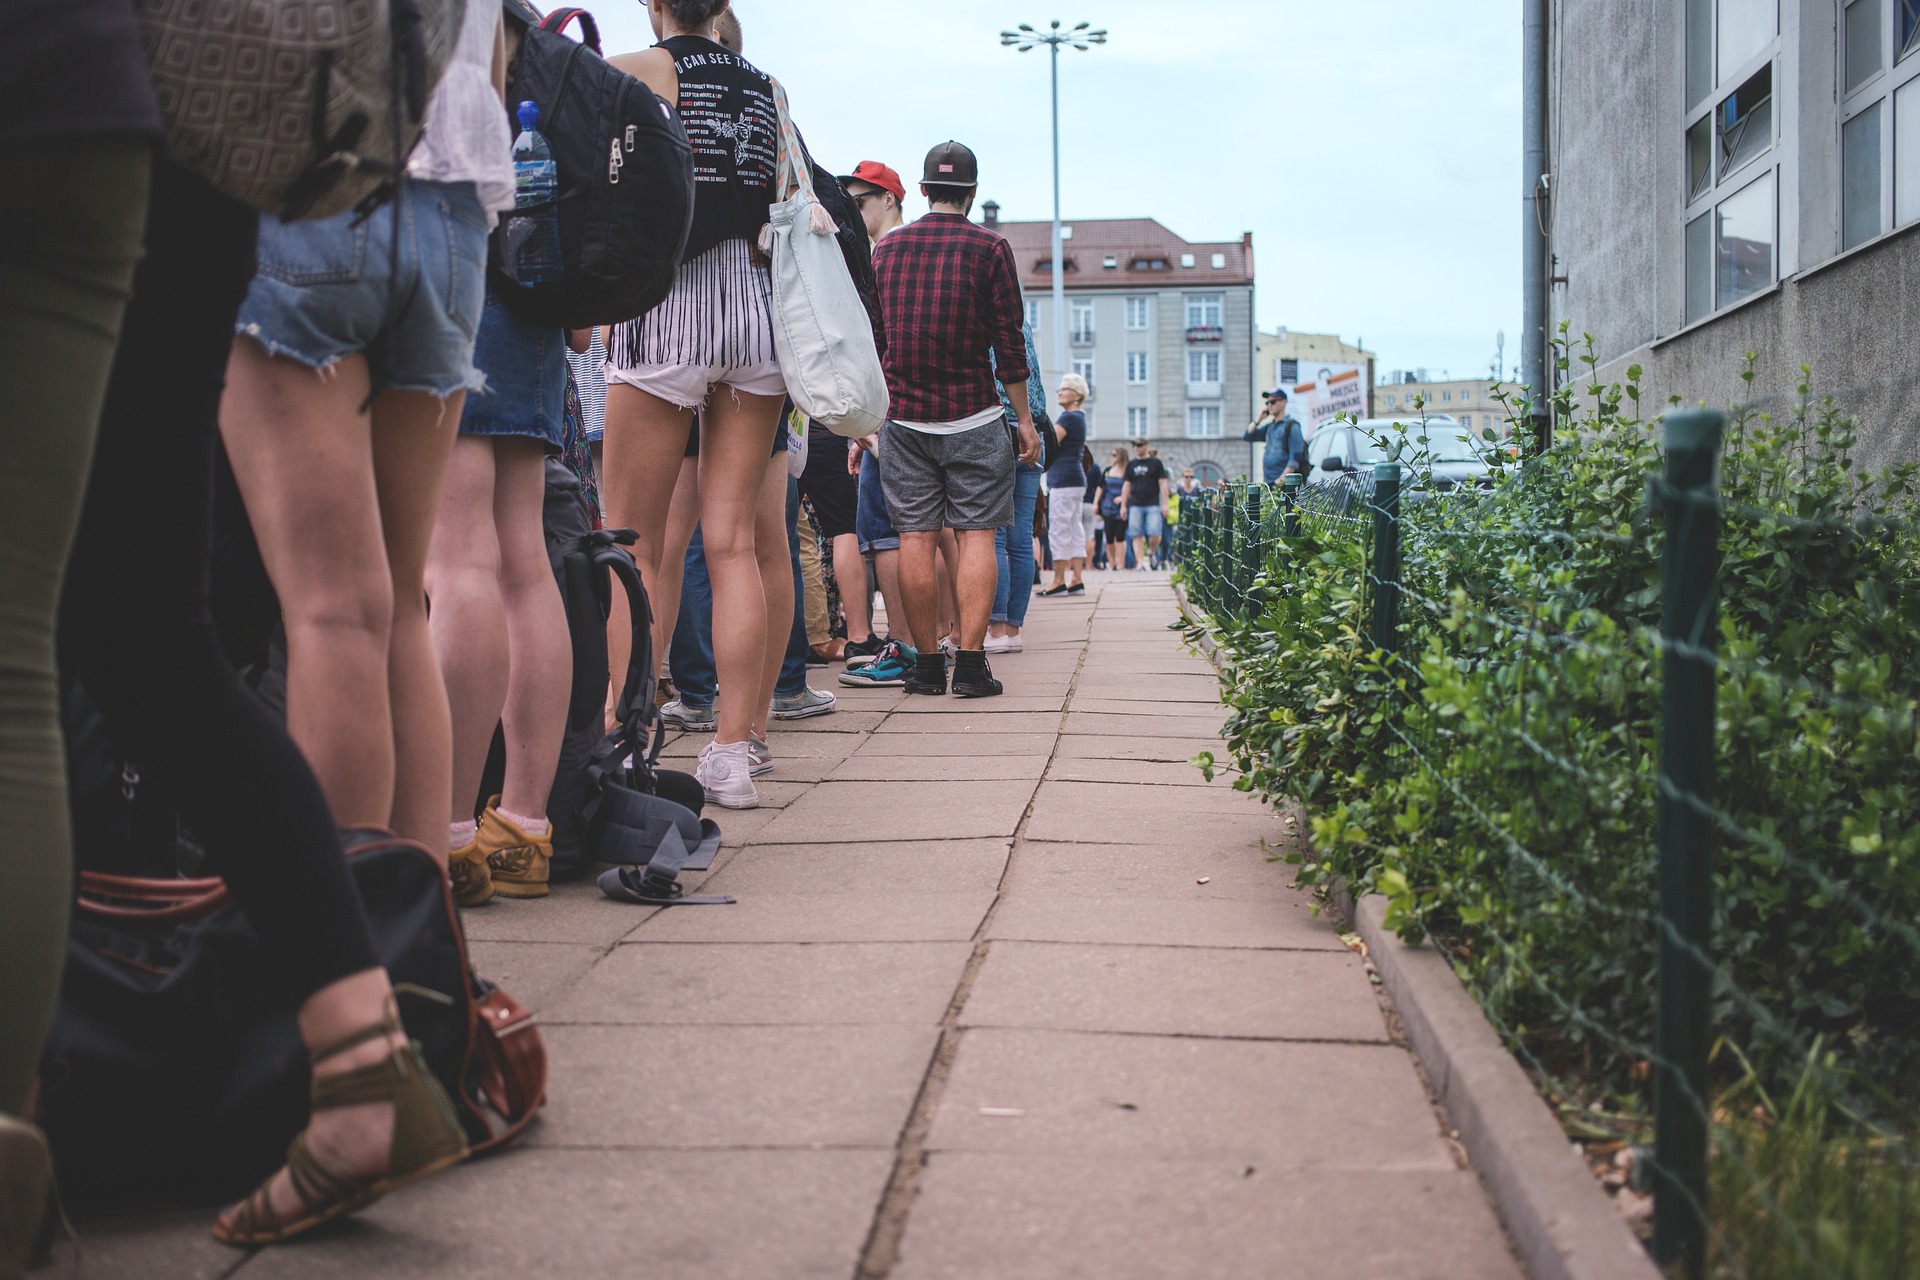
[1374,373,1521,440]
[1547,0,1920,468]
[983,207,1256,480]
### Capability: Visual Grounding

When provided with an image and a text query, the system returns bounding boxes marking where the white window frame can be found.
[1185,294,1223,330]
[1681,0,1785,323]
[1838,0,1920,251]
[1070,298,1095,345]
[1072,356,1096,396]
[1185,405,1224,439]
[1024,298,1040,332]
[1125,296,1150,329]
[1185,349,1222,396]
[1125,351,1151,385]
[1127,406,1150,437]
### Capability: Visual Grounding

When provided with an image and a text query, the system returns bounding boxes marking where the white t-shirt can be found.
[408,1,516,222]
[891,404,1006,436]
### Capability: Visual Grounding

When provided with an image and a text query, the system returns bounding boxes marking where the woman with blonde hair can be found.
[1099,445,1131,569]
[1037,373,1090,596]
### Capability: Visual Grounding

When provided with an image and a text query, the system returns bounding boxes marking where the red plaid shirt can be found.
[871,214,1031,423]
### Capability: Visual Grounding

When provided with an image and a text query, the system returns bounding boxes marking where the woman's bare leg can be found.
[220,343,399,830]
[493,437,570,817]
[748,452,792,738]
[647,454,701,696]
[694,390,782,745]
[424,435,506,833]
[832,532,872,641]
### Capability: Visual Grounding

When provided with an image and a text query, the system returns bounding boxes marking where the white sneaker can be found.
[696,740,759,809]
[984,634,1023,654]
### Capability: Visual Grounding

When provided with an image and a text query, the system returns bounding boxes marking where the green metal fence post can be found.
[1368,463,1401,654]
[1241,484,1265,615]
[1651,408,1726,1280]
[1274,474,1305,583]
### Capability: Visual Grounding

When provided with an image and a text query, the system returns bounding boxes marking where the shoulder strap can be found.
[540,7,603,52]
[766,77,817,205]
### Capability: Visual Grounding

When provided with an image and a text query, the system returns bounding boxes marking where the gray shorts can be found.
[875,420,1016,533]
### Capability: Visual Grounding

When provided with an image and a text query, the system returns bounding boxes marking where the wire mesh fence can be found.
[1176,393,1920,1279]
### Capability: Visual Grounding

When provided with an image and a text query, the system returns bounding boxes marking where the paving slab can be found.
[1001,840,1299,902]
[985,895,1343,951]
[235,1147,896,1280]
[1042,757,1223,786]
[457,879,656,947]
[827,752,1050,782]
[465,940,608,1013]
[699,839,1011,894]
[533,1023,936,1149]
[851,731,1056,757]
[883,695,1065,715]
[928,1029,1455,1169]
[1024,781,1274,847]
[53,1209,234,1280]
[891,1155,1522,1280]
[631,890,996,943]
[1052,735,1221,763]
[870,710,1063,734]
[1064,711,1227,737]
[1067,697,1220,716]
[752,780,1037,844]
[546,941,973,1026]
[961,942,1390,1041]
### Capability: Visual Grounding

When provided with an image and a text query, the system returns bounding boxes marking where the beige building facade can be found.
[1373,374,1520,440]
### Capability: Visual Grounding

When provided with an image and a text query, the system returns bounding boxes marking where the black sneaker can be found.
[842,633,888,668]
[951,653,1003,698]
[904,652,949,696]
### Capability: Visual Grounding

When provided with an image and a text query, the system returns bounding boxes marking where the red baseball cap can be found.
[838,160,905,203]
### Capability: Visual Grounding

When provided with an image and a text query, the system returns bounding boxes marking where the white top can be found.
[408,1,516,222]
[893,405,1006,437]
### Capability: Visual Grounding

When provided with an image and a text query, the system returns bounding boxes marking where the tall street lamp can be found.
[1001,20,1107,397]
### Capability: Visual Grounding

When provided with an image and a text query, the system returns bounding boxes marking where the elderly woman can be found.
[1038,374,1091,596]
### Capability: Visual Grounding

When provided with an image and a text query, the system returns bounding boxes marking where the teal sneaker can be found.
[837,641,915,688]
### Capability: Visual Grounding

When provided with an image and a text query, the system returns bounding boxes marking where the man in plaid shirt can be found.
[868,141,1041,699]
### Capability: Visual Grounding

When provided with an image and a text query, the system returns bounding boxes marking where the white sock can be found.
[448,819,477,851]
[499,807,550,837]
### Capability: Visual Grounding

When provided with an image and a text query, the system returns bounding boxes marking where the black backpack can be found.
[490,6,694,327]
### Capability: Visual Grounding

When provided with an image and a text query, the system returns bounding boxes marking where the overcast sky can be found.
[586,0,1522,383]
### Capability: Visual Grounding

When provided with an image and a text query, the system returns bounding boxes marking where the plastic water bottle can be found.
[507,100,563,284]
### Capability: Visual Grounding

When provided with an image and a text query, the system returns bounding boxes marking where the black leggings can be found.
[59,159,378,1003]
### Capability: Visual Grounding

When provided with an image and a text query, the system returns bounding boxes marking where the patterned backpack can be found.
[137,0,466,220]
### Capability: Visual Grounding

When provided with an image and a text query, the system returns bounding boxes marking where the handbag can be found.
[36,829,545,1208]
[136,0,466,220]
[759,79,889,440]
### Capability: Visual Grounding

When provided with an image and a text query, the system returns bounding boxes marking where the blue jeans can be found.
[670,528,716,707]
[779,477,807,698]
[992,462,1043,627]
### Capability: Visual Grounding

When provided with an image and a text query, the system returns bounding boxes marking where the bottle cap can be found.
[517,100,540,131]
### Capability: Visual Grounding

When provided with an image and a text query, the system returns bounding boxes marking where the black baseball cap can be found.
[922,141,979,188]
[1264,387,1290,400]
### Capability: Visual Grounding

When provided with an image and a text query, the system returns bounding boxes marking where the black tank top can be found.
[659,35,778,262]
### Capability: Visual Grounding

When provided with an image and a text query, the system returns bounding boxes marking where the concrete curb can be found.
[1173,582,1658,1280]
[1333,886,1661,1280]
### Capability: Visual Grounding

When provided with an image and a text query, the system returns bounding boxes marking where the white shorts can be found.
[606,238,786,410]
[1048,488,1087,560]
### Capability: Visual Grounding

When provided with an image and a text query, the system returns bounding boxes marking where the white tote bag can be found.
[759,80,888,439]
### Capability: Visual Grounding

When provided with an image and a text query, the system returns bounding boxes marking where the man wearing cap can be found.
[1244,389,1307,485]
[841,160,907,243]
[869,141,1040,698]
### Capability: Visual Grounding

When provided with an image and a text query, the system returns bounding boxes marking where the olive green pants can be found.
[0,139,150,1114]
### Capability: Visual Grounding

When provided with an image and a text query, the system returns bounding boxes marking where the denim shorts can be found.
[855,452,898,553]
[1127,505,1167,539]
[459,292,566,449]
[236,179,487,396]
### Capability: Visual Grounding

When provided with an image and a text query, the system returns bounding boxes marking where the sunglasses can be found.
[850,190,891,206]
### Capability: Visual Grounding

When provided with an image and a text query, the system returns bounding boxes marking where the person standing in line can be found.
[1038,374,1091,596]
[871,141,1040,698]
[800,417,881,664]
[988,322,1053,653]
[1099,446,1131,569]
[2,4,154,1255]
[1243,387,1306,485]
[838,159,917,689]
[1119,441,1171,570]
[1170,466,1204,564]
[603,0,790,809]
[1079,445,1102,570]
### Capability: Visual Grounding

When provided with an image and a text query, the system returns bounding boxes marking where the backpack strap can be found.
[540,7,602,52]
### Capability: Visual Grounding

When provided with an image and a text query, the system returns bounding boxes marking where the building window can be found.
[1682,0,1780,322]
[1186,405,1223,438]
[1102,255,1119,269]
[1184,295,1223,341]
[1385,393,1397,408]
[1070,298,1095,344]
[1836,0,1920,254]
[1127,406,1150,437]
[1125,296,1150,329]
[1210,252,1227,268]
[1126,352,1150,384]
[1185,349,1222,394]
[1440,390,1453,403]
[1279,358,1299,383]
[1025,298,1040,331]
[1179,253,1196,268]
[1072,356,1095,394]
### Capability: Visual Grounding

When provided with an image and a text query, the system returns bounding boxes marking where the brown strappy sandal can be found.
[212,1012,469,1246]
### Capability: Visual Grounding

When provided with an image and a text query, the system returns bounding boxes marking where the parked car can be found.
[1303,415,1497,511]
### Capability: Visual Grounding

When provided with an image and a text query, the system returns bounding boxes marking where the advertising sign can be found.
[1288,364,1368,431]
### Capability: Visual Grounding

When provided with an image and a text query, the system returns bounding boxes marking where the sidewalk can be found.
[68,571,1521,1279]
